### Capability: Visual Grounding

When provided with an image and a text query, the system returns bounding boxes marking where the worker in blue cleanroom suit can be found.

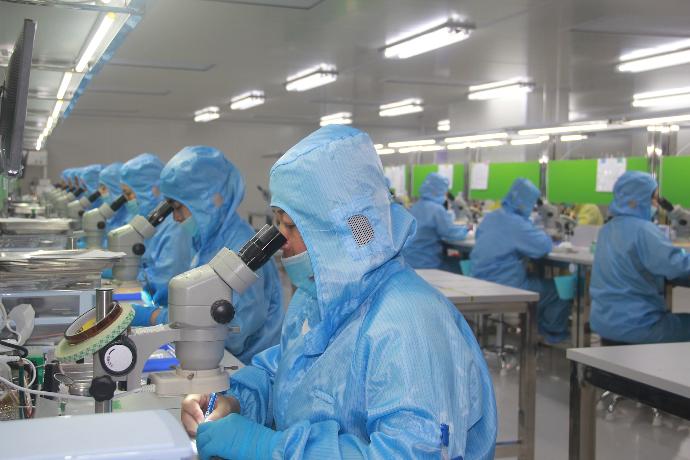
[157,146,283,364]
[98,162,129,239]
[122,153,193,323]
[591,171,690,344]
[402,173,469,269]
[182,126,497,460]
[77,164,103,209]
[471,178,570,343]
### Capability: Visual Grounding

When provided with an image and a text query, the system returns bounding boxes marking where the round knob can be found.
[211,299,235,324]
[89,375,116,402]
[99,336,137,377]
[132,243,145,256]
[78,210,84,217]
[97,221,105,229]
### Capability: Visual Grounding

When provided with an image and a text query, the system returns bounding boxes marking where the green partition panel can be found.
[660,156,690,208]
[547,157,649,204]
[469,162,540,201]
[411,164,465,198]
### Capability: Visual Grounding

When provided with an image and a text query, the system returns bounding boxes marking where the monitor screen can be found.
[0,19,36,177]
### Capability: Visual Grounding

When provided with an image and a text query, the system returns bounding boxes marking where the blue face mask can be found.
[125,199,139,215]
[281,251,316,297]
[180,214,199,238]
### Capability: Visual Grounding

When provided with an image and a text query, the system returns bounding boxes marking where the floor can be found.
[489,345,690,460]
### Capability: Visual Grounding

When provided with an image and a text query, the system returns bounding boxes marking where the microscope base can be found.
[150,367,229,395]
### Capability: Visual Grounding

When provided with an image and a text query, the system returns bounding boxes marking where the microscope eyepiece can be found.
[658,196,674,213]
[74,188,85,197]
[110,194,128,212]
[239,224,286,271]
[87,191,101,202]
[147,199,174,227]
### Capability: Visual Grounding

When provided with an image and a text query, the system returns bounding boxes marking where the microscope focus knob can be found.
[97,221,106,229]
[132,243,145,256]
[211,299,235,324]
[99,336,137,377]
[89,375,116,402]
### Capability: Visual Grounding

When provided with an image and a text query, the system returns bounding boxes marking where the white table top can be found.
[416,269,539,313]
[567,343,690,399]
[445,237,595,266]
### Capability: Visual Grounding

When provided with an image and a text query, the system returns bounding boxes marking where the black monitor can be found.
[0,19,36,177]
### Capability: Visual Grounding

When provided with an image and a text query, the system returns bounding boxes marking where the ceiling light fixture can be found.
[398,145,445,154]
[285,64,337,92]
[560,134,589,142]
[387,139,435,148]
[447,140,505,149]
[647,125,680,133]
[632,87,690,108]
[510,136,549,146]
[444,132,508,143]
[437,119,450,131]
[618,39,690,73]
[193,106,220,123]
[517,121,609,136]
[625,113,690,127]
[376,148,396,155]
[468,77,534,100]
[379,98,424,117]
[382,18,473,59]
[75,13,116,73]
[319,112,352,126]
[57,72,73,99]
[229,91,265,110]
[51,100,64,120]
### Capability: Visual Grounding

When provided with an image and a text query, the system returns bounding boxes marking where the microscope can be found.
[537,199,576,240]
[659,198,690,241]
[55,187,84,217]
[81,195,129,248]
[55,224,286,404]
[107,200,175,281]
[67,191,102,224]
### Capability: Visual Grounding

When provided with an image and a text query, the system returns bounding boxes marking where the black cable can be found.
[0,339,28,358]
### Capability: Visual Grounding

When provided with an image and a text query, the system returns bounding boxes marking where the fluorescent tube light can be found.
[374,144,384,149]
[647,125,680,133]
[75,13,116,73]
[285,64,337,92]
[518,121,609,136]
[36,136,44,151]
[398,145,445,154]
[560,134,588,142]
[468,77,534,100]
[51,100,64,120]
[437,119,450,131]
[319,112,352,126]
[194,106,220,123]
[387,139,435,148]
[447,140,505,149]
[444,132,508,143]
[376,148,396,155]
[625,114,690,126]
[379,98,423,117]
[383,18,473,59]
[510,136,549,146]
[618,39,690,73]
[632,87,690,108]
[57,72,72,99]
[229,91,265,110]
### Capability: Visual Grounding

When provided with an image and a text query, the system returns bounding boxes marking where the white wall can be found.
[46,115,414,218]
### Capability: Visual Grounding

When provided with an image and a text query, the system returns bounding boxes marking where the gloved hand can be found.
[101,268,113,279]
[196,413,284,460]
[131,303,158,327]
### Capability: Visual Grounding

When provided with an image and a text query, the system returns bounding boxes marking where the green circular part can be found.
[55,303,135,363]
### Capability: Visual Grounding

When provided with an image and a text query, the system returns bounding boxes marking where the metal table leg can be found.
[569,362,596,460]
[518,301,537,460]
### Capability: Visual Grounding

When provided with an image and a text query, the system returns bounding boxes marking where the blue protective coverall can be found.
[159,146,283,364]
[590,171,690,343]
[98,162,129,240]
[197,126,497,460]
[470,178,570,343]
[78,164,103,210]
[122,153,193,320]
[402,173,469,269]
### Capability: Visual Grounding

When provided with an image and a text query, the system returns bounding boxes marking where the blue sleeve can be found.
[227,345,281,426]
[131,303,157,327]
[637,225,690,280]
[434,206,469,241]
[514,218,552,259]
